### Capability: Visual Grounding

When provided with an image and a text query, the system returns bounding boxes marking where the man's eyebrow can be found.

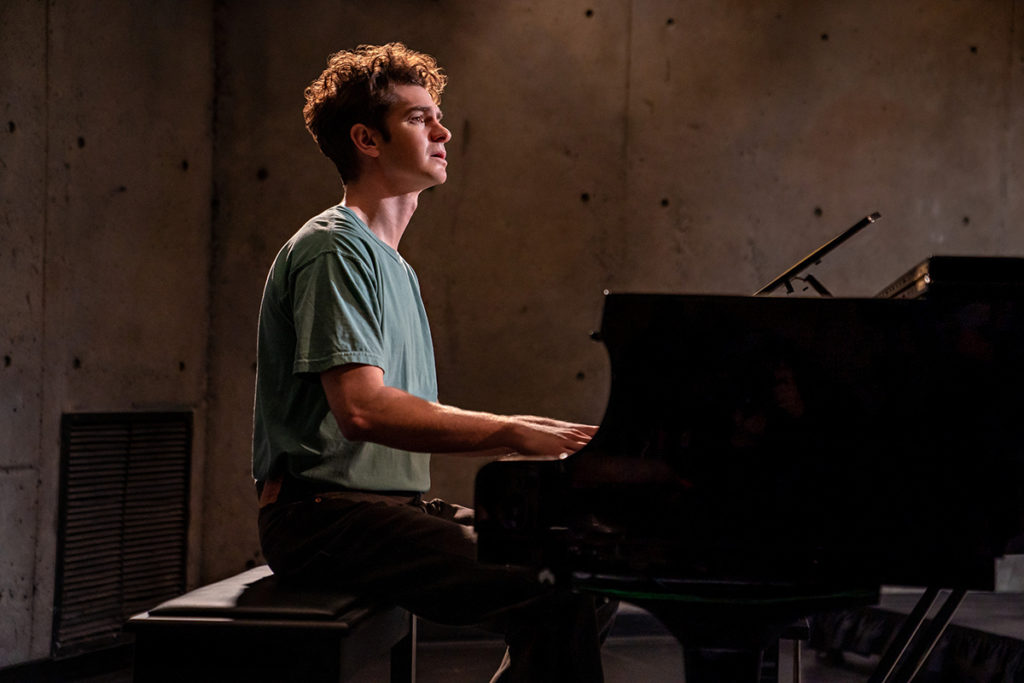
[406,105,443,120]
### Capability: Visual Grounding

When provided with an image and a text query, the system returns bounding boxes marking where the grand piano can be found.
[474,256,1024,682]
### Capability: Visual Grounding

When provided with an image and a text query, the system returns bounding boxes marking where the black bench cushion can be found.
[147,565,364,622]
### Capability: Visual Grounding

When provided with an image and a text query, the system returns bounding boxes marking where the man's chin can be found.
[409,170,446,194]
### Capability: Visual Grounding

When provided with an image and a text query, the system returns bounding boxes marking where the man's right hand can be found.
[507,416,597,457]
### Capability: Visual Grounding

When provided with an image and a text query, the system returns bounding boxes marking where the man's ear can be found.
[350,124,381,158]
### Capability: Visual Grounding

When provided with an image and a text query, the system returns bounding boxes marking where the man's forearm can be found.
[338,387,524,453]
[321,365,594,456]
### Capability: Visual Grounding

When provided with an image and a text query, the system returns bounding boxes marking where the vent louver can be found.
[53,412,191,658]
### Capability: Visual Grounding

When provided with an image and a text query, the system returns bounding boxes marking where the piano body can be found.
[475,259,1024,681]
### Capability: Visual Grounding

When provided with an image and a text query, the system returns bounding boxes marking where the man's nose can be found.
[432,122,452,143]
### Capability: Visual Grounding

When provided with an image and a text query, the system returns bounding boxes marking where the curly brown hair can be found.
[303,43,447,184]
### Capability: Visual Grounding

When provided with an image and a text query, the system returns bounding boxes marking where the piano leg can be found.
[633,596,848,683]
[639,603,784,683]
[867,587,966,683]
[570,579,874,683]
[682,645,764,682]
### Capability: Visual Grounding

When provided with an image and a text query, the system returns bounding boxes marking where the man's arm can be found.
[321,364,596,456]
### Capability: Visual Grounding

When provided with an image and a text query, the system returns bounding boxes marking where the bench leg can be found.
[391,614,417,683]
[792,638,802,683]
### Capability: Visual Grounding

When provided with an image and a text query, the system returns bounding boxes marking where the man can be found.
[252,43,614,682]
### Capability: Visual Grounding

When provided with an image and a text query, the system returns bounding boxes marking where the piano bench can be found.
[126,565,415,683]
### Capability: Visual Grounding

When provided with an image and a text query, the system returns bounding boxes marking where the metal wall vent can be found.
[53,412,192,658]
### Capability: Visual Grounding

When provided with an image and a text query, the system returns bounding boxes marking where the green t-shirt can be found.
[252,205,436,492]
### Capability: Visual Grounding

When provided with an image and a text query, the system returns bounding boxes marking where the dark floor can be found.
[17,585,1016,682]
[11,638,878,683]
[409,634,881,683]
[3,604,882,683]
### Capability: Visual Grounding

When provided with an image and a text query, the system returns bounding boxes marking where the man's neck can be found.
[342,182,420,251]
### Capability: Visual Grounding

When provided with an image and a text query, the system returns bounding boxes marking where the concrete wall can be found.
[622,0,1024,294]
[1,0,48,666]
[2,0,1022,668]
[0,0,213,667]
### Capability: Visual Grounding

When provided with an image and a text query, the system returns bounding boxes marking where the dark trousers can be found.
[258,489,616,682]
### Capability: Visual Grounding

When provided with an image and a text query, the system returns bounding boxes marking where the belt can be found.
[257,472,420,507]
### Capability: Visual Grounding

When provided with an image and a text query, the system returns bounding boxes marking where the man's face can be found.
[375,84,451,193]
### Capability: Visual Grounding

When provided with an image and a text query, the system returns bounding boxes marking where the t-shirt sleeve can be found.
[290,250,386,375]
